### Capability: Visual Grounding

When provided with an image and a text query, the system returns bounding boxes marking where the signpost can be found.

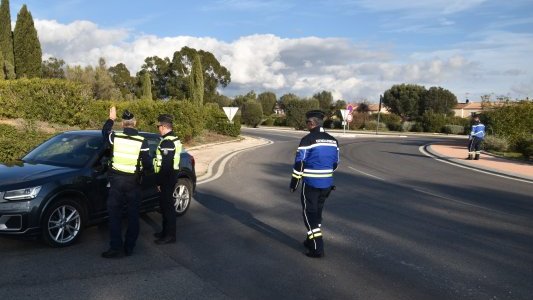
[222,107,239,124]
[339,109,349,134]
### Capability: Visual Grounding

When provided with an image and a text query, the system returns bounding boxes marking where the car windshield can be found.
[22,134,104,168]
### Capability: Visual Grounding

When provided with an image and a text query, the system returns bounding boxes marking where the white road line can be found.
[348,166,385,181]
[419,145,533,184]
[197,138,273,185]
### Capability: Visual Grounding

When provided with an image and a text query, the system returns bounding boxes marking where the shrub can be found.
[443,124,465,135]
[0,124,52,163]
[273,116,287,126]
[401,121,415,132]
[204,103,241,137]
[483,101,533,147]
[410,122,424,132]
[515,136,533,159]
[364,120,388,131]
[483,135,510,152]
[262,116,274,126]
[286,99,319,130]
[420,111,447,132]
[242,101,263,127]
[373,113,402,131]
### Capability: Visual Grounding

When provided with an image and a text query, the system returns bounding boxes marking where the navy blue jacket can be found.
[290,126,339,189]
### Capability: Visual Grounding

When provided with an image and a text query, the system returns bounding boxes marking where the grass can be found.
[183,130,240,148]
[486,150,532,163]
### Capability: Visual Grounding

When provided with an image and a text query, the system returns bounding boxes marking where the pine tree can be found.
[142,72,152,100]
[13,4,42,78]
[189,54,204,105]
[0,0,14,78]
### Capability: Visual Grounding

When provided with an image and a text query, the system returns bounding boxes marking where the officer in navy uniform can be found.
[467,114,485,160]
[101,106,153,258]
[290,110,339,258]
[153,114,182,245]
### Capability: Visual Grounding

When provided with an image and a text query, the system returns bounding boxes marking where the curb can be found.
[424,144,533,183]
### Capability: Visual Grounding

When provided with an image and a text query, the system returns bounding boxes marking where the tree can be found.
[258,91,277,115]
[13,4,42,78]
[382,84,426,120]
[189,53,204,104]
[94,58,121,100]
[109,63,135,99]
[279,93,299,110]
[0,0,14,79]
[286,99,320,130]
[212,93,232,108]
[141,71,152,100]
[0,51,4,79]
[41,57,65,78]
[233,90,256,110]
[242,100,263,127]
[421,86,457,116]
[313,90,333,113]
[140,55,171,99]
[169,46,231,102]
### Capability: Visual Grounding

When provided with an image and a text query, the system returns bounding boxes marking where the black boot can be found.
[466,154,473,160]
[474,154,480,160]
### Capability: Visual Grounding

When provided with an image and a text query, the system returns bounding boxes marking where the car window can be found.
[23,134,103,168]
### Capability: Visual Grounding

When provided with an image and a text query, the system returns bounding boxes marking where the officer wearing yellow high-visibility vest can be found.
[153,114,182,245]
[101,106,153,258]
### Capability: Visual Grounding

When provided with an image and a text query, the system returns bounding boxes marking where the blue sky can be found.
[9,0,533,102]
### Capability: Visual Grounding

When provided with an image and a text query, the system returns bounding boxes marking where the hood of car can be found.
[0,161,78,187]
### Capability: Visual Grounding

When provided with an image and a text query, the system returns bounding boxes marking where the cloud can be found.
[35,19,532,102]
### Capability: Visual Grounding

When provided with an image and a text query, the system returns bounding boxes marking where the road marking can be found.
[419,145,533,184]
[348,166,385,181]
[197,138,273,185]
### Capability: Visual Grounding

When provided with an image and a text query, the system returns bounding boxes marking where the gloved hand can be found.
[290,177,298,192]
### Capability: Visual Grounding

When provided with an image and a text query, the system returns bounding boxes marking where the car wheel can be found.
[173,178,192,216]
[42,199,85,247]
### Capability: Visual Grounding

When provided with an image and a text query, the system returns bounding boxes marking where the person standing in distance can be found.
[290,110,339,258]
[467,114,485,160]
[153,114,182,245]
[101,106,153,258]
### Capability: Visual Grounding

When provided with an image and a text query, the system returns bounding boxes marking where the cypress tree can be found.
[0,51,5,79]
[142,72,152,100]
[13,4,42,78]
[0,0,15,78]
[189,54,204,105]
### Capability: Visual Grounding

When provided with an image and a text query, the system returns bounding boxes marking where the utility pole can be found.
[376,94,382,135]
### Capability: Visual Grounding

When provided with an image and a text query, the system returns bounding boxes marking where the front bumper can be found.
[0,200,40,236]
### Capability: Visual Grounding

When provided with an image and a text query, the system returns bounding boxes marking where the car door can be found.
[140,136,160,204]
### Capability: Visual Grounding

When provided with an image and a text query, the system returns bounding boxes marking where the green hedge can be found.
[0,124,52,163]
[0,79,92,126]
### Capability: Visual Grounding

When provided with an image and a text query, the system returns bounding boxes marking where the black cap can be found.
[157,114,173,125]
[122,110,134,120]
[305,110,325,120]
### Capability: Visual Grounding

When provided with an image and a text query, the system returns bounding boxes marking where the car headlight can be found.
[3,186,42,201]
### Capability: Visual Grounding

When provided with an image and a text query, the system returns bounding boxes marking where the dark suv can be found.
[0,130,196,247]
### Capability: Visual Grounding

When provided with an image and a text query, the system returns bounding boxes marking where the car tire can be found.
[41,199,85,247]
[173,178,192,216]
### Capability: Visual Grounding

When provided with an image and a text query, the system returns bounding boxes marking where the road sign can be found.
[347,114,353,123]
[339,109,349,120]
[346,104,354,113]
[223,107,239,123]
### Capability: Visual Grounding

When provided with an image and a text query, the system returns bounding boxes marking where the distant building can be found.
[274,103,285,115]
[453,101,483,118]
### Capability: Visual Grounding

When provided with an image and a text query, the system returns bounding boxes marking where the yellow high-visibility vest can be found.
[112,133,145,174]
[154,135,182,173]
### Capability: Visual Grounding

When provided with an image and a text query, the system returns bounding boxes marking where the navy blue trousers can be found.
[158,182,176,238]
[107,174,141,251]
[301,183,331,255]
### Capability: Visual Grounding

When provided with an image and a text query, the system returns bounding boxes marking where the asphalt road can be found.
[1,128,532,300]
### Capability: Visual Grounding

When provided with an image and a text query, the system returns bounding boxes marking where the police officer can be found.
[467,114,485,160]
[290,110,339,258]
[153,114,182,245]
[101,106,152,258]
